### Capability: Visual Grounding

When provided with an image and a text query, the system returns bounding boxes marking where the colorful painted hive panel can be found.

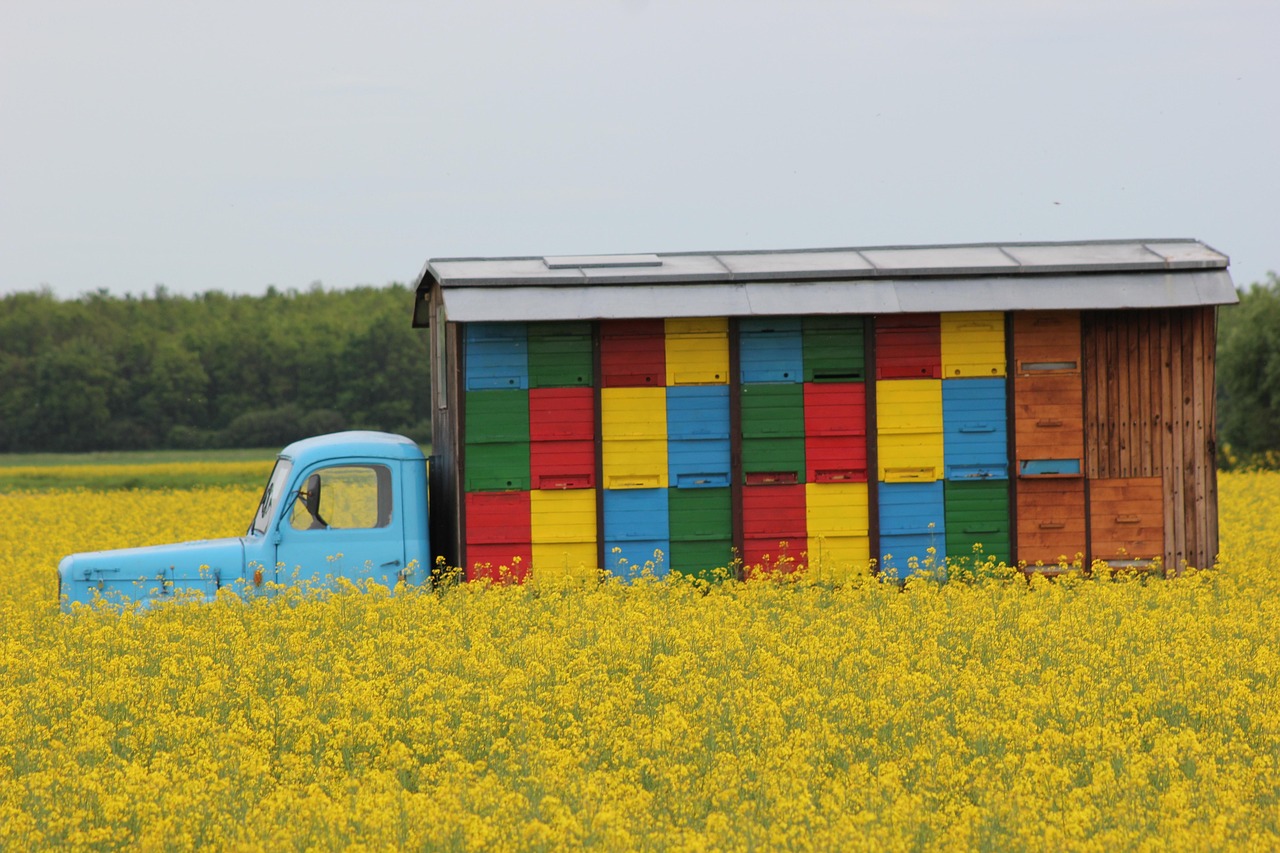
[943,378,1009,480]
[529,388,593,441]
[665,317,729,385]
[805,482,870,577]
[601,387,667,489]
[741,383,805,484]
[464,389,530,444]
[602,488,670,578]
[878,481,946,578]
[741,483,807,574]
[464,442,530,492]
[943,480,1010,567]
[527,321,593,388]
[464,322,529,390]
[600,319,666,386]
[802,316,866,383]
[804,383,867,483]
[739,317,803,383]
[667,487,732,580]
[667,386,731,488]
[529,387,594,490]
[465,490,532,582]
[876,314,941,379]
[876,379,943,482]
[941,312,1006,378]
[530,488,596,543]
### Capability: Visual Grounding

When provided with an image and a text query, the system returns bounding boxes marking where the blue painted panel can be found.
[603,487,671,578]
[739,318,803,384]
[878,481,946,577]
[1019,459,1082,476]
[879,481,945,532]
[465,323,529,390]
[879,533,947,580]
[603,538,672,580]
[668,437,732,488]
[666,386,730,439]
[943,378,1008,480]
[603,488,670,541]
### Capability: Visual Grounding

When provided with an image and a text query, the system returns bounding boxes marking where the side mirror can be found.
[304,473,323,518]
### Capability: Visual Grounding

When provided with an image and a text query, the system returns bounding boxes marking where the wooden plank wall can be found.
[1083,307,1219,570]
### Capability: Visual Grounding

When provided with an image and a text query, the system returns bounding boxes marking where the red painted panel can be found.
[876,314,941,379]
[600,319,666,387]
[530,440,596,489]
[741,483,807,538]
[530,387,595,441]
[805,435,868,483]
[466,543,532,584]
[465,491,532,544]
[742,538,808,577]
[803,383,867,436]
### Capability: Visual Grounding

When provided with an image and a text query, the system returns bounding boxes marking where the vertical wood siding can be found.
[1083,307,1219,570]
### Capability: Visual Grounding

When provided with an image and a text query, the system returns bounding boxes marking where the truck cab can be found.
[58,432,430,611]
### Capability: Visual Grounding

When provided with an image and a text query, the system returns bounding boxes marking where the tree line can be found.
[0,285,430,452]
[1217,272,1280,468]
[1,274,1277,461]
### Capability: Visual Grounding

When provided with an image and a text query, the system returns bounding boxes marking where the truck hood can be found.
[59,537,246,609]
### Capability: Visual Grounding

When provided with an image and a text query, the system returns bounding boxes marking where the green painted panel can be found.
[668,539,735,581]
[464,390,530,444]
[803,316,866,382]
[740,384,804,437]
[944,480,1010,565]
[742,437,806,483]
[528,322,594,387]
[464,441,530,492]
[668,487,731,541]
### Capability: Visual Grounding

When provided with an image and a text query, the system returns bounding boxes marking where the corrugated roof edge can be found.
[415,238,1229,289]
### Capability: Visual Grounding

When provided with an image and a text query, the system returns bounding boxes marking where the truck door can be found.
[274,461,406,589]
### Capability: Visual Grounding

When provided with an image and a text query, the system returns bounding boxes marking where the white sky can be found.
[2,0,1277,299]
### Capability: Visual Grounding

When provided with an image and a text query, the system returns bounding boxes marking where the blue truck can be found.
[58,432,431,610]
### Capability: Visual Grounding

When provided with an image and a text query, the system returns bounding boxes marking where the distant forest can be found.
[2,274,1278,461]
[0,285,430,452]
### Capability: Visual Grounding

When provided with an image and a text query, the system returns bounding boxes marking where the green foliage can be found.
[1218,272,1280,464]
[0,284,430,452]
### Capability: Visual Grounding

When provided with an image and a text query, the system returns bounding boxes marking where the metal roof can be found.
[412,239,1236,324]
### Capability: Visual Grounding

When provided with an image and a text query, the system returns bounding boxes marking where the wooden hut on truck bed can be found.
[411,239,1236,581]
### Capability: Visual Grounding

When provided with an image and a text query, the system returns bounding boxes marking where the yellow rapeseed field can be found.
[1,474,1278,850]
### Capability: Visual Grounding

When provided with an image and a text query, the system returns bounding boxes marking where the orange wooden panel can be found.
[1016,478,1086,567]
[1015,373,1084,461]
[1089,477,1164,562]
[1013,311,1081,373]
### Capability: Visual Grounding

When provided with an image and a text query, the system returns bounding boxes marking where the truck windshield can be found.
[249,459,294,536]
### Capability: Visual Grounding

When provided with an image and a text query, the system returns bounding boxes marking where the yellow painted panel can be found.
[876,380,943,433]
[531,542,599,586]
[602,439,668,489]
[531,489,597,543]
[942,312,1006,377]
[876,380,942,477]
[665,319,729,385]
[601,387,666,440]
[666,317,728,336]
[806,535,872,581]
[877,436,944,481]
[805,482,869,535]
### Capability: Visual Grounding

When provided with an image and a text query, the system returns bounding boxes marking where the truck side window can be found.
[289,464,393,531]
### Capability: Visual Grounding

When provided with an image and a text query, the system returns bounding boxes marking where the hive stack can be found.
[462,321,598,583]
[599,318,732,579]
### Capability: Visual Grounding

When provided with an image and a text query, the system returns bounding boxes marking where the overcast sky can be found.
[2,0,1276,300]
